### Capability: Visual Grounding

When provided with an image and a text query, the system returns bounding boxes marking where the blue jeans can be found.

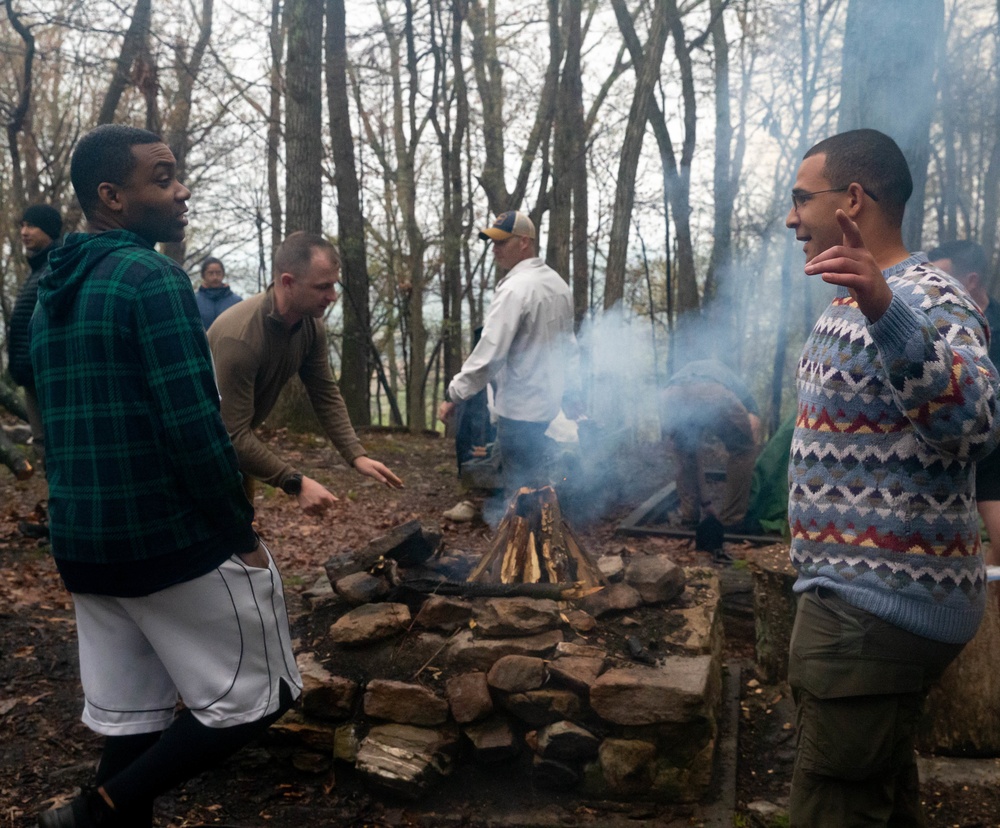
[497,417,552,495]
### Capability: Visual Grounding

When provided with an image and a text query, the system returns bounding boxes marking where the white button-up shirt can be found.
[447,257,579,423]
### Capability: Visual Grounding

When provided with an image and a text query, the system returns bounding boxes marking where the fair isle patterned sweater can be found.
[790,254,1000,644]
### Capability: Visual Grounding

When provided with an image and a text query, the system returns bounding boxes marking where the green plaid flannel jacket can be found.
[30,230,255,595]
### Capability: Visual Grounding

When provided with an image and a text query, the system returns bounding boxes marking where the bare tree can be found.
[467,0,562,214]
[3,0,34,214]
[97,0,152,125]
[160,0,214,264]
[268,0,284,253]
[285,0,323,235]
[605,0,670,310]
[328,0,381,426]
[429,0,471,390]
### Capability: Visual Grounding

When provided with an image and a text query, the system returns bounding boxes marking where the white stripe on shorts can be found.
[73,542,302,735]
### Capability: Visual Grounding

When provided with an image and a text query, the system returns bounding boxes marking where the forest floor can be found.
[2,426,1000,827]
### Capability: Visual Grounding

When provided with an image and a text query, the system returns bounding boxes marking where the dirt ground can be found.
[2,426,1000,827]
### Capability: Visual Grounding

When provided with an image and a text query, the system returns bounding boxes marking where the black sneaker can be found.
[38,788,117,828]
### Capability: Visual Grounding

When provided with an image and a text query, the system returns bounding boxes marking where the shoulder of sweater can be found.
[890,261,982,316]
[207,291,267,343]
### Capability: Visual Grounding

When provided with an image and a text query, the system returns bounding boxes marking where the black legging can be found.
[97,680,296,825]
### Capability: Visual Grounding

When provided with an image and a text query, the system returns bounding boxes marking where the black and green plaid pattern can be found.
[31,231,254,571]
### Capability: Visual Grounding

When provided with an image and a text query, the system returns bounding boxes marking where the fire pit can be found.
[281,497,725,805]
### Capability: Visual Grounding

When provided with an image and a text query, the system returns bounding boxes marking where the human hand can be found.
[804,210,893,322]
[353,456,404,489]
[298,475,338,515]
[238,540,270,569]
[438,400,456,423]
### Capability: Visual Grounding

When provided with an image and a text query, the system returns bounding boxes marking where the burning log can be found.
[469,487,607,590]
[397,578,602,601]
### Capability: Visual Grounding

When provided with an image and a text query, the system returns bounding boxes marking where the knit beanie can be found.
[21,204,62,241]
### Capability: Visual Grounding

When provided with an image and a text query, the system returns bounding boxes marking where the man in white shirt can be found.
[438,210,579,497]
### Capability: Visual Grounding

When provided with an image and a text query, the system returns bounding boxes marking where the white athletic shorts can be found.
[72,543,302,735]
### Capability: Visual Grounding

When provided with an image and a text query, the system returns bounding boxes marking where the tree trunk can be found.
[268,0,284,254]
[546,0,571,282]
[97,0,152,126]
[605,0,670,310]
[747,545,798,684]
[566,0,589,331]
[161,0,214,265]
[838,0,943,250]
[3,0,33,215]
[467,0,561,215]
[917,584,1000,756]
[285,0,324,236]
[437,0,470,395]
[377,0,429,432]
[705,0,737,362]
[326,0,371,425]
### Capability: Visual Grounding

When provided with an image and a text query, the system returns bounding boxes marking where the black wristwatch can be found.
[281,473,303,496]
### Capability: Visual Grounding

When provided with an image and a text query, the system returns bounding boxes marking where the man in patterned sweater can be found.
[32,125,300,827]
[785,128,1000,826]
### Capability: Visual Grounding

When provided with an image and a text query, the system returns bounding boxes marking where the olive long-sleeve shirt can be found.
[207,286,366,489]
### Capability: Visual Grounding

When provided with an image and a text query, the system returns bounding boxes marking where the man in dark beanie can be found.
[7,203,63,458]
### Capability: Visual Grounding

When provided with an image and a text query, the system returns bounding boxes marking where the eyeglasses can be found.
[791,186,879,211]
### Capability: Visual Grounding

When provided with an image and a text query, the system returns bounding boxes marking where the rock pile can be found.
[280,526,724,804]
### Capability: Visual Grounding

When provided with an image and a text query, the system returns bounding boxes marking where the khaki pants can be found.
[788,589,965,827]
[661,382,757,525]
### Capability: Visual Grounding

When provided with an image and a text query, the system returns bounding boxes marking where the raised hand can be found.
[804,210,893,322]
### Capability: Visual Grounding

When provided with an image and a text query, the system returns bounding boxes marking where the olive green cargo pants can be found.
[787,588,966,828]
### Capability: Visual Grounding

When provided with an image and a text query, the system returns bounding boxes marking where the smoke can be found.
[547,303,667,525]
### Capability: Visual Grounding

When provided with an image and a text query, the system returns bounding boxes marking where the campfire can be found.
[468,486,606,589]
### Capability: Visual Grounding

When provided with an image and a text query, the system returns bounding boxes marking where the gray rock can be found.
[547,656,604,694]
[666,603,721,656]
[334,571,390,605]
[445,672,493,724]
[487,655,546,693]
[291,751,330,774]
[414,595,473,632]
[502,689,582,726]
[329,603,411,646]
[445,628,564,672]
[597,555,625,582]
[464,717,520,762]
[578,583,642,618]
[624,556,686,605]
[473,598,562,637]
[302,572,335,605]
[589,656,715,726]
[561,608,596,633]
[334,722,361,762]
[554,641,607,660]
[269,709,337,751]
[599,738,656,795]
[355,723,459,801]
[537,721,600,761]
[296,652,358,720]
[531,754,581,789]
[363,679,450,726]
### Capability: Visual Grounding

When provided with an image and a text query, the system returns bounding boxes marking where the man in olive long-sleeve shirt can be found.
[208,231,401,514]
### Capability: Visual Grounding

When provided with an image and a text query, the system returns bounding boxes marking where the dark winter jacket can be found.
[195,284,242,329]
[6,241,59,387]
[30,230,255,596]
